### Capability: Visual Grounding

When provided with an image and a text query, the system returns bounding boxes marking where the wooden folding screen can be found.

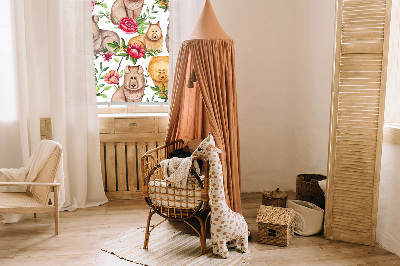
[325,0,392,245]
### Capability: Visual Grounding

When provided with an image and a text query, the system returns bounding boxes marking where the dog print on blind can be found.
[92,0,169,102]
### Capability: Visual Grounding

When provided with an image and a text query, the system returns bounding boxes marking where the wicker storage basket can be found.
[262,188,287,208]
[296,174,326,210]
[256,205,296,247]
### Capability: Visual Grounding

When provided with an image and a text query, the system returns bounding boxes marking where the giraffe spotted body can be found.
[192,134,249,258]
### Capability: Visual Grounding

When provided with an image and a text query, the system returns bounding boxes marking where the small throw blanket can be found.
[159,157,199,188]
[0,140,65,223]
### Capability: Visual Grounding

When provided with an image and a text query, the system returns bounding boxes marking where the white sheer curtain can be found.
[169,0,205,92]
[0,0,24,169]
[0,0,107,211]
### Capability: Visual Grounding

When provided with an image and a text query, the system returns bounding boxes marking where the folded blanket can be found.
[159,157,199,188]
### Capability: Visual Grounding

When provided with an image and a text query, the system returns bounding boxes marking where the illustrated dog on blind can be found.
[111,65,146,102]
[128,21,164,51]
[92,15,120,55]
[111,0,144,23]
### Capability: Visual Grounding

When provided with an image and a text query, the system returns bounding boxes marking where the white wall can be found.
[377,141,400,256]
[212,1,400,254]
[213,0,297,192]
[211,0,335,192]
[376,1,400,256]
[294,1,335,178]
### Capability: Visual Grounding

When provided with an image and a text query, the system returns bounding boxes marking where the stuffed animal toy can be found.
[192,133,249,258]
[183,138,203,153]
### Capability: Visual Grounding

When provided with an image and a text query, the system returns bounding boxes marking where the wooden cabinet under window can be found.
[99,115,168,200]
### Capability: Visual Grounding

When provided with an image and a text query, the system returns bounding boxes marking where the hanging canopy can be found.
[166,0,242,212]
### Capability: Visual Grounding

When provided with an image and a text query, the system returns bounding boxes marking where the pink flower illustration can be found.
[103,52,112,62]
[104,70,119,84]
[118,17,138,34]
[91,0,95,12]
[127,43,145,59]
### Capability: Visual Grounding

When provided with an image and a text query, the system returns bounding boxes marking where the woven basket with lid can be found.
[262,188,287,208]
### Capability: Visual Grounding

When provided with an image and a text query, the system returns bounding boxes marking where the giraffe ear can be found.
[210,144,222,154]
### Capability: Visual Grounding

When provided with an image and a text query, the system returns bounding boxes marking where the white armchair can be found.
[0,145,62,234]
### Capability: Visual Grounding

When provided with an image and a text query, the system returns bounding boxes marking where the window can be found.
[385,2,400,124]
[383,2,400,146]
[0,0,17,121]
[92,0,169,103]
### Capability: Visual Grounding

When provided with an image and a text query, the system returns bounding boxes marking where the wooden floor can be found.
[1,193,399,266]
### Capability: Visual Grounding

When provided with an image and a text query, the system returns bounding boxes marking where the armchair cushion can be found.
[0,193,42,208]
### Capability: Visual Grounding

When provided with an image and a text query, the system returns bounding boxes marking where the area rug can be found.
[102,226,250,265]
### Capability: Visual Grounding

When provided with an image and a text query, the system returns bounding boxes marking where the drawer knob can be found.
[129,123,138,127]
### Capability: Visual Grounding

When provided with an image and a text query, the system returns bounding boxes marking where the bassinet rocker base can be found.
[141,140,210,255]
[143,208,211,255]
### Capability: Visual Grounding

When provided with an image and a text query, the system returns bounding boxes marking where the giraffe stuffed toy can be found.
[192,133,248,258]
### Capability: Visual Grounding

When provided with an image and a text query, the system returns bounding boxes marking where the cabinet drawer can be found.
[157,117,168,133]
[99,117,114,134]
[114,118,155,133]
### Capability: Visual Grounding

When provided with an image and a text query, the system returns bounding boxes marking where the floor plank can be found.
[0,192,398,265]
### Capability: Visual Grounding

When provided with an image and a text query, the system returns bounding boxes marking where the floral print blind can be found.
[92,0,169,102]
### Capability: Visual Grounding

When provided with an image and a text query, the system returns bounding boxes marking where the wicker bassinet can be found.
[141,140,210,254]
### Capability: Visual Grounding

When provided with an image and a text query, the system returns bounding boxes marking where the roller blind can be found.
[325,0,392,245]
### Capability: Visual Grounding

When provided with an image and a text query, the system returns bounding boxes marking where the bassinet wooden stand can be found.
[141,140,210,254]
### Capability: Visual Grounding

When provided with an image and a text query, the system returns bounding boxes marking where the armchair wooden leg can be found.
[144,209,155,249]
[54,186,59,235]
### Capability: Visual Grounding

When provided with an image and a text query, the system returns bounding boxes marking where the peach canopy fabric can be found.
[166,38,242,213]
